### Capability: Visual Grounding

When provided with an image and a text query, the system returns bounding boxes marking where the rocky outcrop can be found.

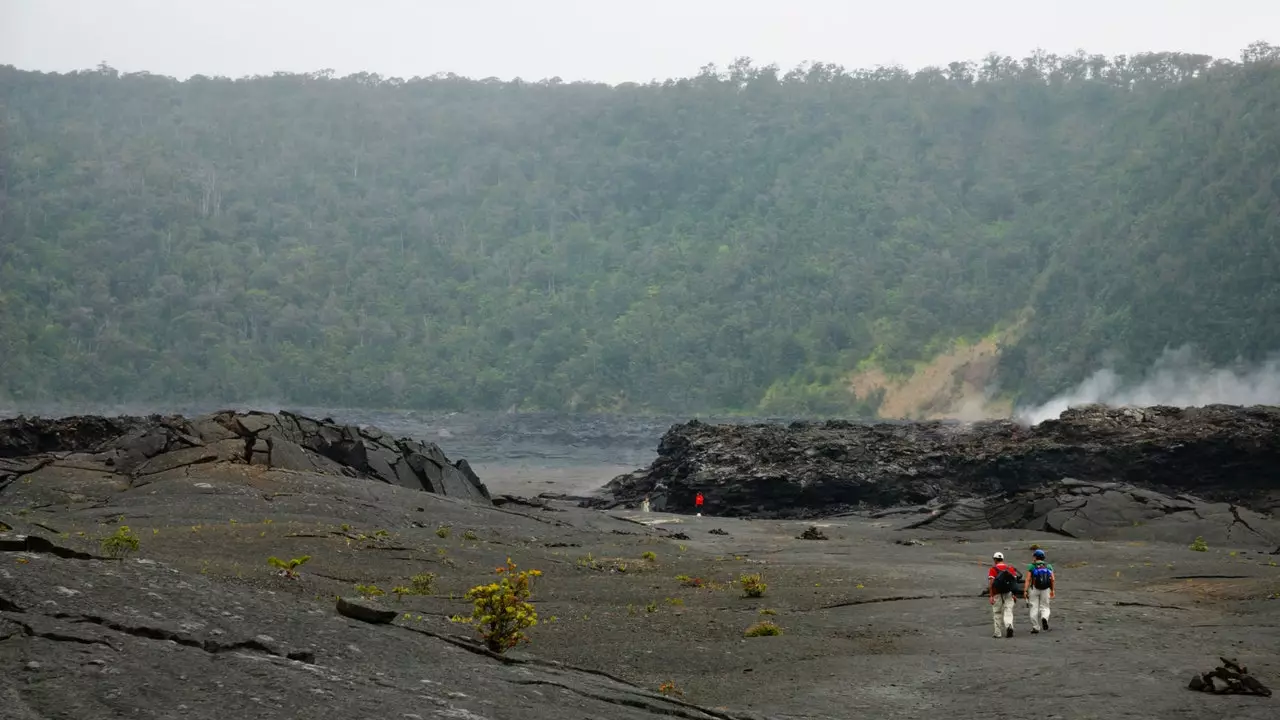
[890,479,1279,544]
[0,410,491,504]
[587,404,1280,518]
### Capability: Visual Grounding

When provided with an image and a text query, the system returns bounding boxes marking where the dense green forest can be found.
[2,42,1279,415]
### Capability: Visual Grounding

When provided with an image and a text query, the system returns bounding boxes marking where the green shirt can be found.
[1027,561,1054,572]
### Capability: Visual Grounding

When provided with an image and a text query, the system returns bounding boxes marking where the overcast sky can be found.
[2,0,1276,84]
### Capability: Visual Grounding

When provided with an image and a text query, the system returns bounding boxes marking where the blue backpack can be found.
[1030,562,1054,590]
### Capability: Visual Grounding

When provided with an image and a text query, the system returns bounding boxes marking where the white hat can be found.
[992,552,1004,560]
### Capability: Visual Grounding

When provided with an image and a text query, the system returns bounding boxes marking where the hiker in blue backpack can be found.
[1024,548,1055,633]
[987,552,1020,638]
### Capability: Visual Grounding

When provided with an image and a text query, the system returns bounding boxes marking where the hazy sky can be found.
[2,0,1276,84]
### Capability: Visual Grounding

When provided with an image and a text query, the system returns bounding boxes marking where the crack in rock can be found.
[821,593,974,610]
[42,611,313,663]
[503,678,748,720]
[3,613,120,650]
[1113,601,1189,611]
[1228,505,1267,539]
[0,533,106,560]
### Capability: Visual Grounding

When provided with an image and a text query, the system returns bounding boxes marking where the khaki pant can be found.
[991,593,1015,637]
[1028,588,1052,629]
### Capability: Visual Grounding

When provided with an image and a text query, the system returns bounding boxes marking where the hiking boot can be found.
[1031,626,1039,634]
[1005,626,1014,638]
[1041,618,1049,631]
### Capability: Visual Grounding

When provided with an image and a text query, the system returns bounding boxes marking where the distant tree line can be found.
[1,42,1277,414]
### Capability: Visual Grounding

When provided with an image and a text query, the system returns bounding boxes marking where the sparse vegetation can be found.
[409,572,437,595]
[436,525,451,539]
[1190,536,1209,552]
[642,551,657,561]
[645,600,658,613]
[461,558,543,653]
[100,525,139,559]
[354,583,386,597]
[267,555,311,578]
[463,529,479,541]
[739,573,767,598]
[744,621,783,637]
[664,597,685,606]
[391,586,411,601]
[658,681,683,697]
[759,608,777,615]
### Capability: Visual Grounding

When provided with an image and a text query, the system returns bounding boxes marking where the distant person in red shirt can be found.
[695,492,704,516]
[988,551,1020,638]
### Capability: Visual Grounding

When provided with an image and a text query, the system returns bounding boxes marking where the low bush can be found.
[267,555,311,578]
[744,621,783,637]
[461,558,543,653]
[100,526,139,559]
[409,572,437,595]
[739,573,767,598]
[354,583,385,597]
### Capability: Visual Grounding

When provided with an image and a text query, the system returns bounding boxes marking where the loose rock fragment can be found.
[1186,657,1272,697]
[336,596,398,624]
[798,526,828,541]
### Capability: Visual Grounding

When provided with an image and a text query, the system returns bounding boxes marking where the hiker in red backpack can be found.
[695,492,704,517]
[987,551,1019,638]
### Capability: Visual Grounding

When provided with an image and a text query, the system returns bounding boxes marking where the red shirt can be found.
[988,562,1016,587]
[695,494,704,506]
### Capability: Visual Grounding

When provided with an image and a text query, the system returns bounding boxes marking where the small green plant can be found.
[744,621,783,637]
[100,526,140,559]
[267,555,311,578]
[462,529,479,541]
[409,572,437,595]
[1190,536,1209,552]
[436,525,452,539]
[577,553,601,569]
[354,583,385,597]
[645,600,658,613]
[340,523,352,532]
[391,585,411,601]
[460,558,543,653]
[664,597,685,606]
[642,551,657,561]
[739,573,767,598]
[759,608,777,615]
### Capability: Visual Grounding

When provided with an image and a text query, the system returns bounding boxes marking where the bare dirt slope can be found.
[4,445,1278,719]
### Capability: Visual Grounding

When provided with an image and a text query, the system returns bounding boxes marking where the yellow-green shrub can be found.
[462,558,543,653]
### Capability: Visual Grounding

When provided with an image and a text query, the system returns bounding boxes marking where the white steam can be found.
[1015,345,1280,425]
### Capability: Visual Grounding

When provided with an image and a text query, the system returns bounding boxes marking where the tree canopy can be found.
[2,43,1278,416]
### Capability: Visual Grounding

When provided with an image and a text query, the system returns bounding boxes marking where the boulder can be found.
[0,410,491,505]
